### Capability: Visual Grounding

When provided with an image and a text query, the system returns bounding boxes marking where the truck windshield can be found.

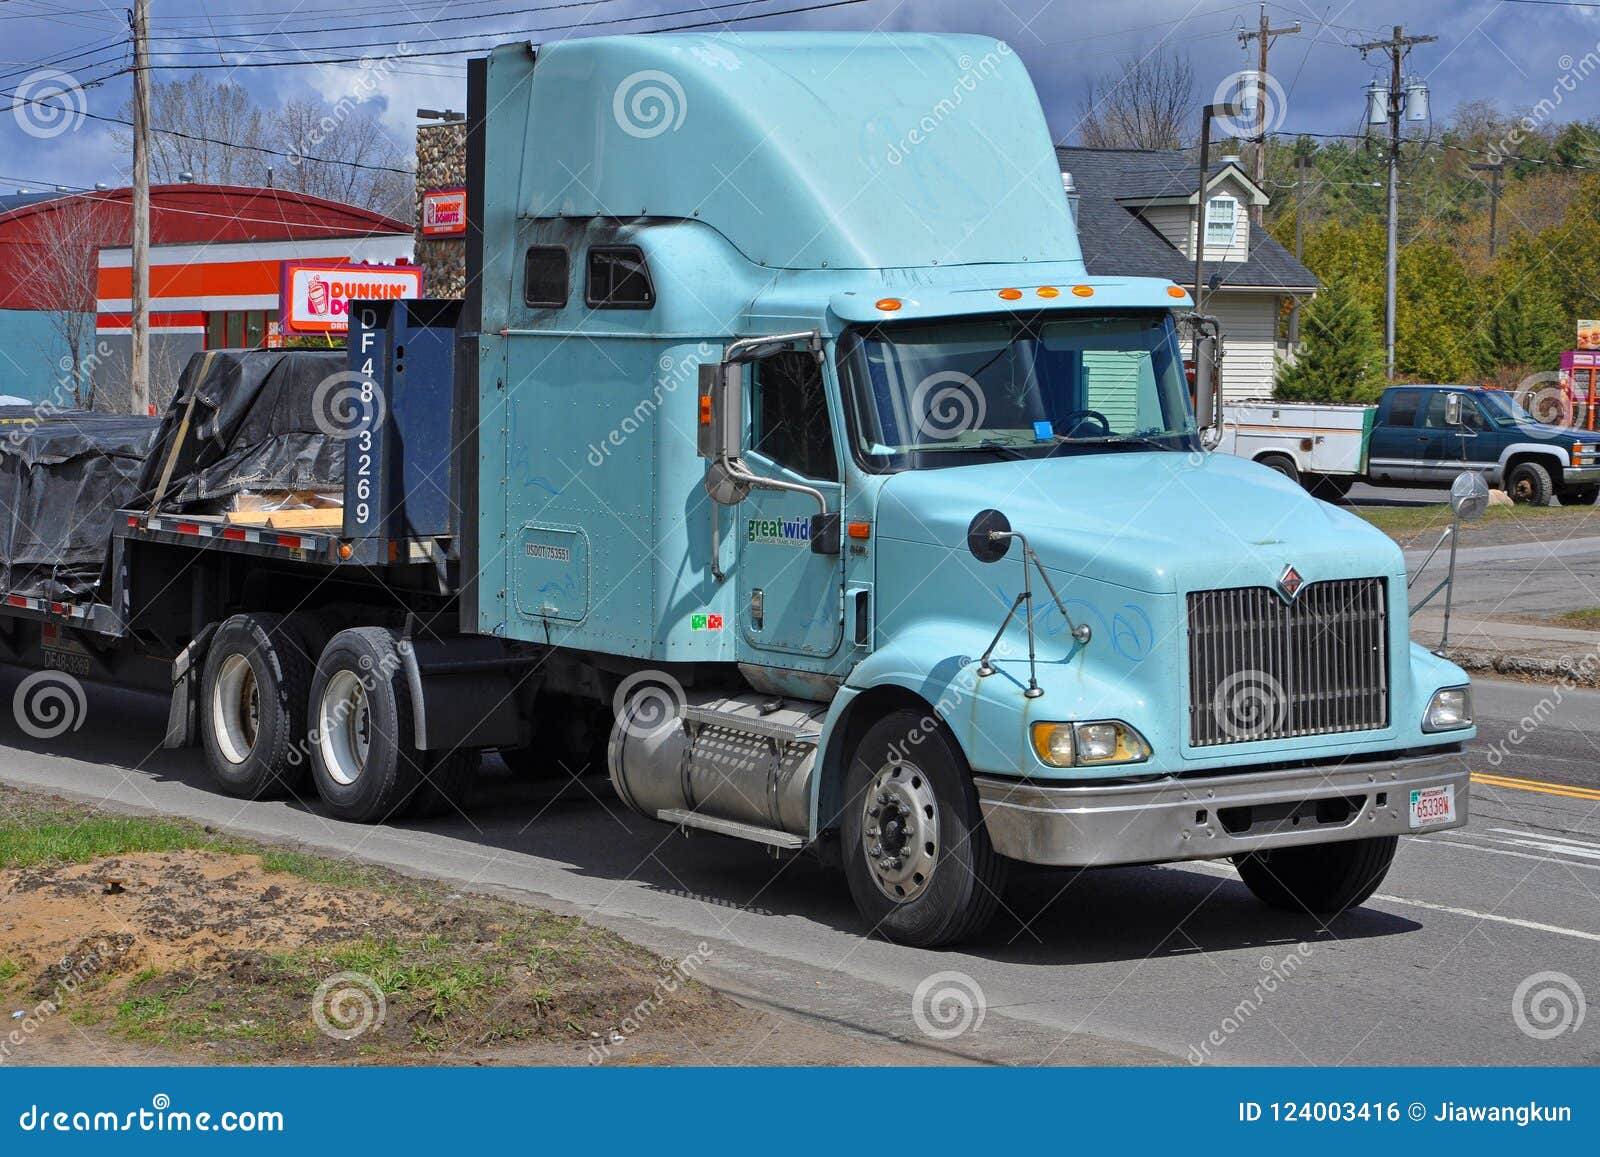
[1475,389,1536,426]
[837,313,1198,470]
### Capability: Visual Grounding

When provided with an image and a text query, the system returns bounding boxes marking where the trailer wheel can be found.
[1233,835,1397,915]
[840,710,1007,948]
[308,627,427,823]
[1256,453,1300,486]
[199,613,314,800]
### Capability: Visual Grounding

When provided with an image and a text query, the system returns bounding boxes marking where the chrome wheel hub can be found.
[318,670,372,786]
[861,759,939,902]
[211,653,260,765]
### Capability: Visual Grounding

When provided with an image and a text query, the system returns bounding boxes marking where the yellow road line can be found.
[1471,772,1600,802]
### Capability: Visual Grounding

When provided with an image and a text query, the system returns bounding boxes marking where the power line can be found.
[141,0,666,43]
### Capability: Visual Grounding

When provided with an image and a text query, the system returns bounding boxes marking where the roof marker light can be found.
[876,298,902,312]
[1036,286,1060,298]
[1167,285,1188,299]
[999,288,1023,301]
[1071,285,1094,297]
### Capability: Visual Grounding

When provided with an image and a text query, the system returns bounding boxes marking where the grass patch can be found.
[0,958,19,983]
[0,816,226,869]
[1551,607,1600,629]
[1354,501,1598,540]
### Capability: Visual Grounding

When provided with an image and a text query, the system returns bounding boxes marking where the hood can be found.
[875,451,1402,594]
[1514,421,1593,442]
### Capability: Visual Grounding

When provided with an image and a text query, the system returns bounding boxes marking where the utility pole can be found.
[1237,3,1300,225]
[1355,25,1435,380]
[1470,161,1505,258]
[1289,152,1310,345]
[129,0,151,416]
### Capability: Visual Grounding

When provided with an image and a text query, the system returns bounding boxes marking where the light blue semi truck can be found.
[0,33,1475,947]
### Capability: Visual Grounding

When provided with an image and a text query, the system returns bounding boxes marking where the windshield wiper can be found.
[913,439,1039,461]
[1050,434,1177,454]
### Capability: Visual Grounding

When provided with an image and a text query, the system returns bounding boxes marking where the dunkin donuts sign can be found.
[280,262,424,335]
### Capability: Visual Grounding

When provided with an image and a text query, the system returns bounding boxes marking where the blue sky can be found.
[0,0,1595,193]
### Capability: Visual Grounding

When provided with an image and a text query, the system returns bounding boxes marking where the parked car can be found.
[1366,384,1600,505]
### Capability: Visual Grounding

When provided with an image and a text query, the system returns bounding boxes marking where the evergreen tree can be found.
[1477,281,1566,374]
[1275,277,1384,402]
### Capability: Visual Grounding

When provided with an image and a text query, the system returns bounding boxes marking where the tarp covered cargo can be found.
[137,348,347,511]
[0,408,160,600]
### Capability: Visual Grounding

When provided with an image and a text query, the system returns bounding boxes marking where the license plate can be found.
[1409,784,1456,829]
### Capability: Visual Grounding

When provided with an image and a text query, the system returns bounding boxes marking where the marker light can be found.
[1167,285,1188,299]
[847,521,871,539]
[1036,286,1060,298]
[1071,285,1095,297]
[699,394,712,426]
[999,288,1023,300]
[876,298,902,312]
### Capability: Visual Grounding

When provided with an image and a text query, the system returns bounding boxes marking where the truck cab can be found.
[1367,384,1600,504]
[440,32,1476,946]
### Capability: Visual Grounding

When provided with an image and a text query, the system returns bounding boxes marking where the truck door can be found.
[1367,388,1425,482]
[1418,389,1487,483]
[736,352,844,659]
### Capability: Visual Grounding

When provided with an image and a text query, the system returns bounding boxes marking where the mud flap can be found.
[163,624,217,748]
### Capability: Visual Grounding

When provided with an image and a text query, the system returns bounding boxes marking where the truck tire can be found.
[199,613,315,800]
[405,749,482,819]
[1233,835,1397,916]
[1257,454,1300,486]
[1305,473,1354,501]
[1557,484,1598,506]
[1506,460,1554,506]
[840,710,1007,947]
[307,626,429,823]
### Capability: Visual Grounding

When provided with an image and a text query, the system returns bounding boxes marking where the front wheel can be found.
[840,710,1007,948]
[1558,484,1598,506]
[1233,836,1397,916]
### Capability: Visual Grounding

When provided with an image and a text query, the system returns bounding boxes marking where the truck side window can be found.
[523,246,569,308]
[751,352,838,482]
[1386,391,1422,427]
[585,246,655,309]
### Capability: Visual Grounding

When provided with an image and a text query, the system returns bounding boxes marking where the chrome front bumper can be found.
[1563,466,1600,485]
[974,750,1469,868]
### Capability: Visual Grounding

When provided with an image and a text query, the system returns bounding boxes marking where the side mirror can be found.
[1450,471,1489,523]
[1193,336,1217,430]
[697,362,743,467]
[1444,392,1463,427]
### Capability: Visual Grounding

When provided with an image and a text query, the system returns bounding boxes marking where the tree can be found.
[1276,277,1384,402]
[13,199,123,409]
[1077,47,1194,150]
[117,76,413,220]
[1476,281,1566,376]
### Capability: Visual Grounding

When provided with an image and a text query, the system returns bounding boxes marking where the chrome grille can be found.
[1187,578,1389,747]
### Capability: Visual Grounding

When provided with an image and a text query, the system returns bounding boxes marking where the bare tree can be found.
[118,77,414,220]
[1078,47,1195,150]
[14,200,123,410]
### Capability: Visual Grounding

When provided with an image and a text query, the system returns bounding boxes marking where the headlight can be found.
[1423,686,1472,732]
[1030,720,1151,767]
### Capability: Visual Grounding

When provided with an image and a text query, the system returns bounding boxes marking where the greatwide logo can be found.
[747,516,811,547]
[1277,564,1305,601]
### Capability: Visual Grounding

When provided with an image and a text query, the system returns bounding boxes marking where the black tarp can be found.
[0,408,160,600]
[136,348,347,510]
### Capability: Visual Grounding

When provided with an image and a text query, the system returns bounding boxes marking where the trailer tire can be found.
[308,626,427,823]
[199,613,314,800]
[405,750,482,819]
[840,710,1007,948]
[1257,453,1300,486]
[1506,460,1554,506]
[1233,835,1397,916]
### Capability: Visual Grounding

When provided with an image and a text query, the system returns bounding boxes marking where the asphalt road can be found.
[1403,535,1600,621]
[0,668,1595,1067]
